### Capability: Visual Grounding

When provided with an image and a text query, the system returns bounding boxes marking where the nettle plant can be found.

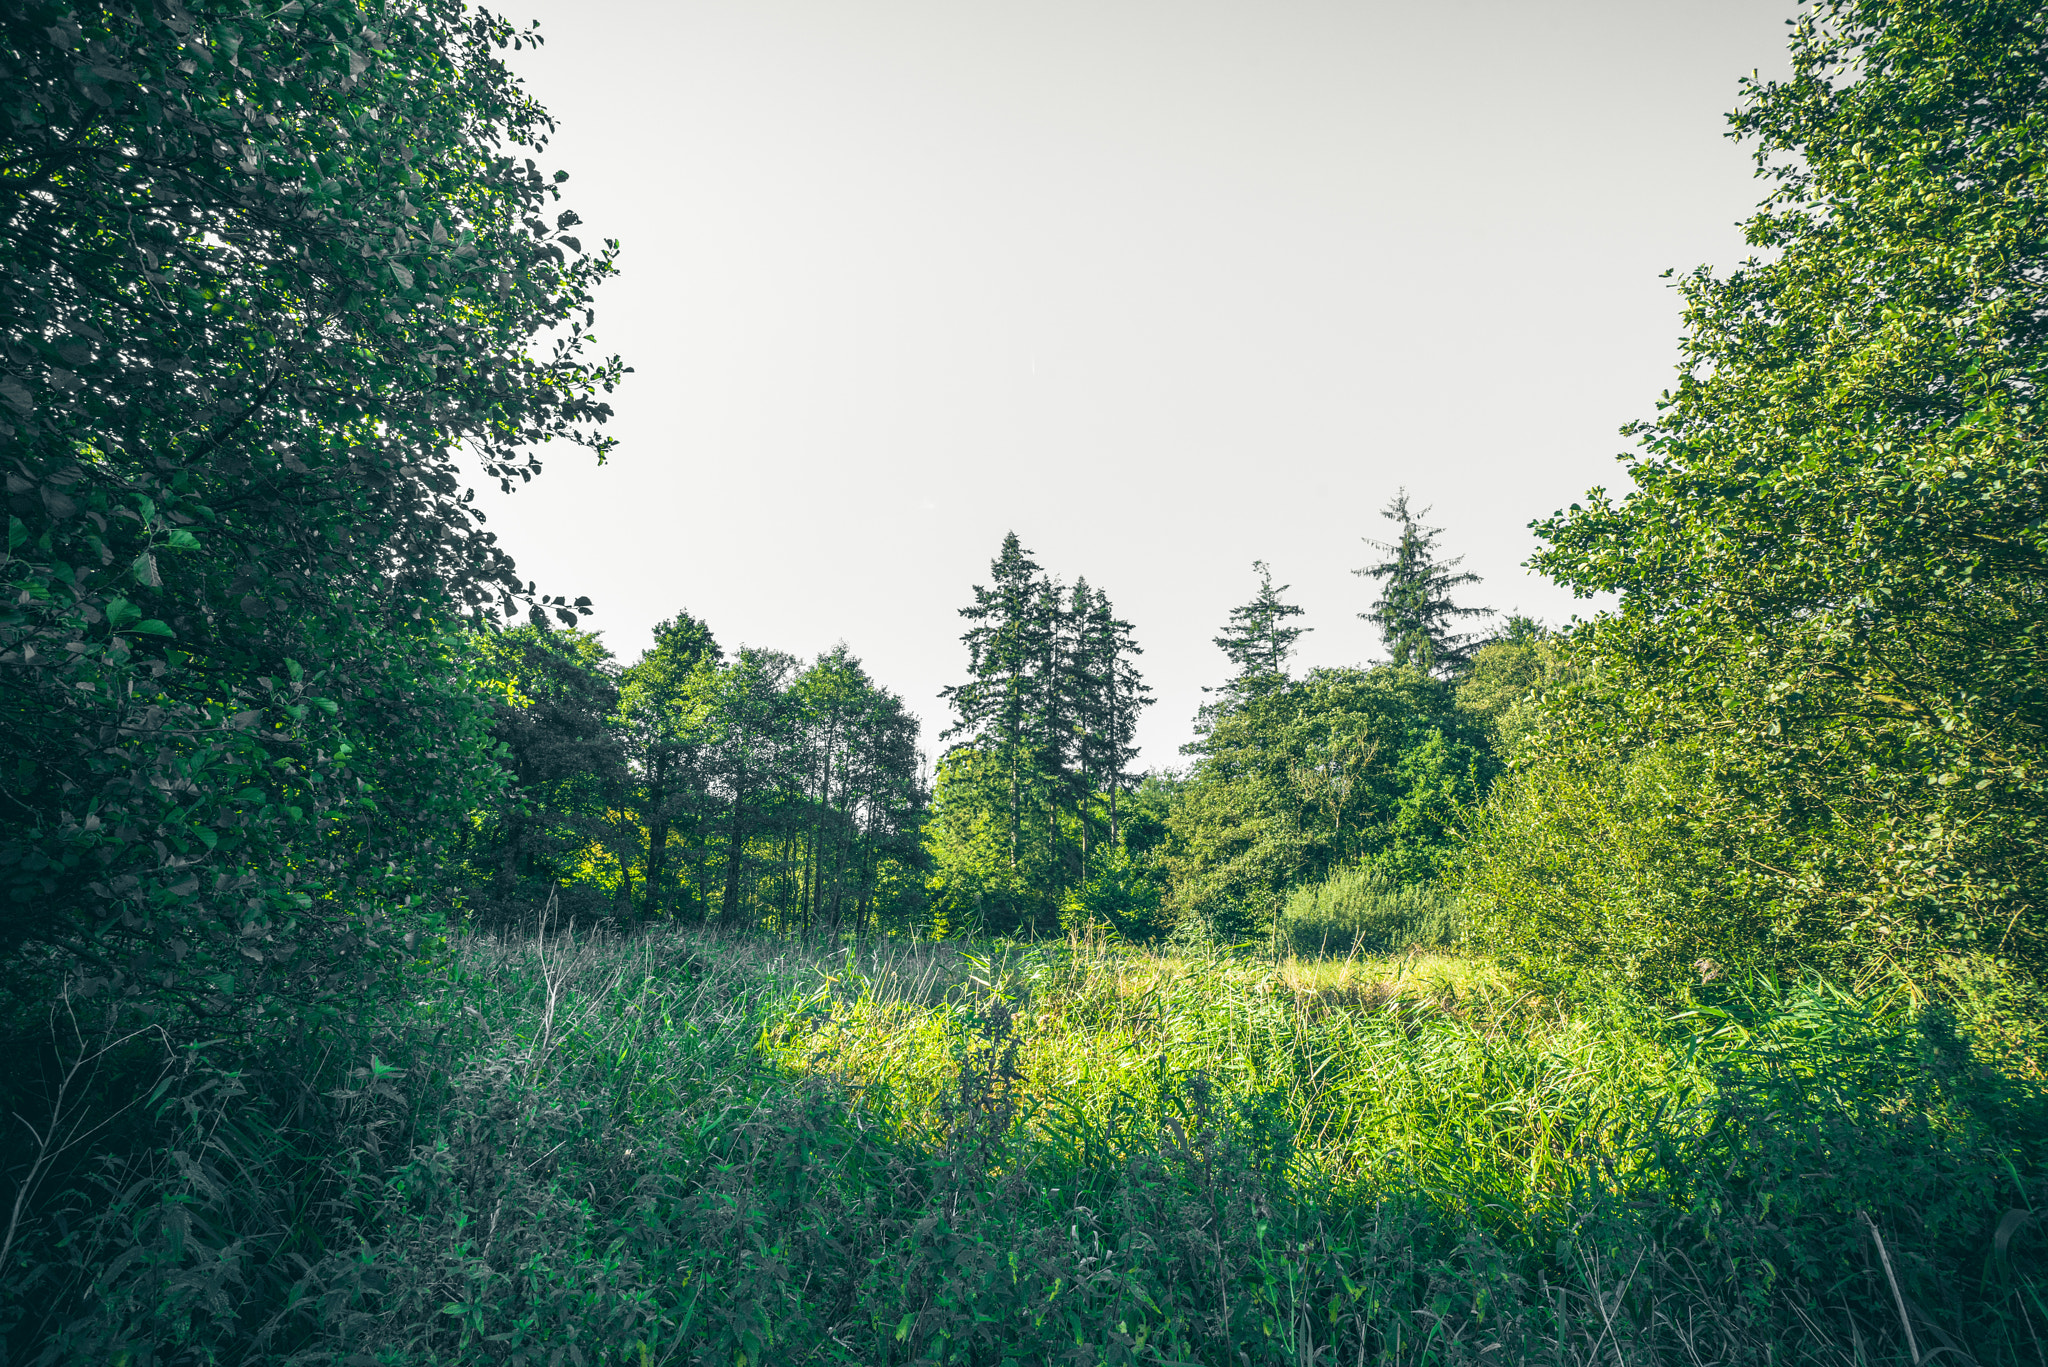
[0,0,622,1032]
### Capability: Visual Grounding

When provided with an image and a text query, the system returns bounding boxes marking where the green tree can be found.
[1209,561,1311,707]
[0,0,621,1028]
[1170,668,1491,939]
[1071,582,1153,848]
[941,533,1048,873]
[933,538,1152,935]
[617,612,722,923]
[1355,492,1489,677]
[469,627,626,925]
[789,647,924,933]
[1497,0,2048,987]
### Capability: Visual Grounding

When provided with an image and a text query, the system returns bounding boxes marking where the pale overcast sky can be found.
[473,0,1795,766]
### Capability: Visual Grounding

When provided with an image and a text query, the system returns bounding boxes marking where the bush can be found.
[1276,864,1463,958]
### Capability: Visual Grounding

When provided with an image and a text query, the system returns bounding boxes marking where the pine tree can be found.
[1355,491,1490,676]
[1212,561,1311,703]
[1073,585,1153,847]
[941,532,1047,871]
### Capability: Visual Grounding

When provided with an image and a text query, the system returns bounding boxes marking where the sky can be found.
[472,0,1797,767]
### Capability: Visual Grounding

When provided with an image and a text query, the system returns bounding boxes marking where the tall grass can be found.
[1275,865,1463,957]
[4,926,2044,1364]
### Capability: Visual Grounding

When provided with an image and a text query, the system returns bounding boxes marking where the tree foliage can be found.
[1209,560,1310,706]
[932,534,1154,934]
[0,0,620,1029]
[1355,490,1490,677]
[1169,667,1493,938]
[1494,0,2048,987]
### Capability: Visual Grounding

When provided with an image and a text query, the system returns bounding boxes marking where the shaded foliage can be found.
[0,0,619,1034]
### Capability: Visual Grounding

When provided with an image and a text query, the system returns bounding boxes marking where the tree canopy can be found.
[1500,0,2048,986]
[0,0,620,1028]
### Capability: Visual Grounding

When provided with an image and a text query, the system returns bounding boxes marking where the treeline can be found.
[919,507,1537,942]
[470,620,924,934]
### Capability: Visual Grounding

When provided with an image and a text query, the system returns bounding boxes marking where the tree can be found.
[0,0,621,1028]
[1210,561,1310,705]
[618,612,722,923]
[1502,0,2048,986]
[1071,584,1153,848]
[1169,668,1490,939]
[941,533,1047,873]
[1355,492,1490,677]
[933,536,1152,935]
[469,627,627,925]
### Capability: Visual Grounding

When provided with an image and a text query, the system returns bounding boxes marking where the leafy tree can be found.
[0,0,620,1028]
[617,612,722,922]
[784,645,923,933]
[1169,668,1491,939]
[1355,492,1490,677]
[469,627,627,925]
[698,649,798,920]
[1494,0,2048,987]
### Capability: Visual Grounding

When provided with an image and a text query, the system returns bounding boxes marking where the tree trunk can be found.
[720,795,747,920]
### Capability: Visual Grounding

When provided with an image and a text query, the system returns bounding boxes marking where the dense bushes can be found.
[1274,865,1462,957]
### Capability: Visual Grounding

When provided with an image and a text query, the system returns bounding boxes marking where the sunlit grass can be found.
[23,925,2044,1365]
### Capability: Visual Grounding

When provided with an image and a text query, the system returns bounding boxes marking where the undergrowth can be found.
[3,928,2044,1365]
[1275,868,1464,958]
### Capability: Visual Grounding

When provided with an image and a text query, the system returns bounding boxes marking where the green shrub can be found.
[1276,864,1463,958]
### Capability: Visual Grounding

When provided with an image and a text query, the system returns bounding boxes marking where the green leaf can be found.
[105,597,141,630]
[164,529,201,551]
[134,619,175,638]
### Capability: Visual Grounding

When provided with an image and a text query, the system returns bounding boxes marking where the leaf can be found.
[0,376,32,415]
[105,597,141,629]
[165,529,201,551]
[1995,1208,2036,1258]
[390,261,413,290]
[132,551,161,587]
[134,620,175,637]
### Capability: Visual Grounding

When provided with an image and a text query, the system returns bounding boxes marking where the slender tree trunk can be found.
[721,794,747,920]
[1008,741,1020,872]
[807,736,832,925]
[645,816,669,919]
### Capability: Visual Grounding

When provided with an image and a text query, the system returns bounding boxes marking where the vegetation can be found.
[5,0,2048,1361]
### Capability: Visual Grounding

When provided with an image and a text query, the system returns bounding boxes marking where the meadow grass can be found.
[7,926,2045,1365]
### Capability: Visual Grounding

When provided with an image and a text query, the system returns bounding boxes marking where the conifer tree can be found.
[1355,491,1491,676]
[941,533,1046,870]
[1212,561,1311,703]
[1073,585,1153,846]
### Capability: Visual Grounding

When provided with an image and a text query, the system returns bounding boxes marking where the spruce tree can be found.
[941,532,1047,871]
[1355,491,1491,676]
[1073,585,1153,847]
[1211,561,1311,703]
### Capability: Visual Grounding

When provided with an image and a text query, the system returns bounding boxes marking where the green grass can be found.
[6,928,2046,1364]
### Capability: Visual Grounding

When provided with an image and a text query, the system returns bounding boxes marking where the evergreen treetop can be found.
[1355,491,1491,677]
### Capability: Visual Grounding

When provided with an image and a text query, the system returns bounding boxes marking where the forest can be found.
[1,0,2045,1362]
